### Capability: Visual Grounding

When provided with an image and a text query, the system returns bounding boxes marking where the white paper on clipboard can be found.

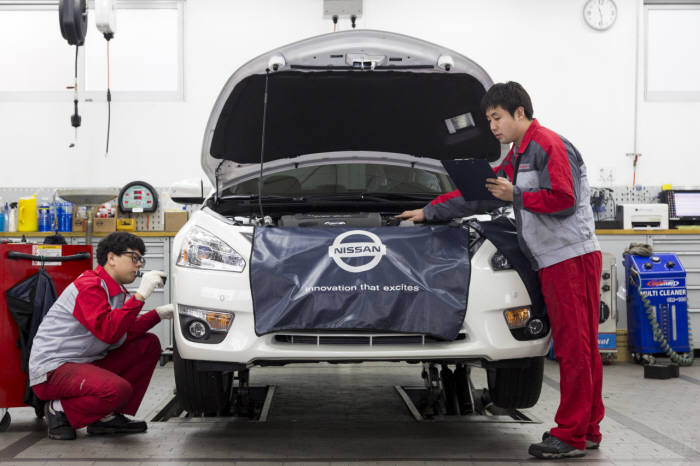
[32,245,62,266]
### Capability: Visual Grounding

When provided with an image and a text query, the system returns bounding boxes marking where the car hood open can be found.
[201,30,503,192]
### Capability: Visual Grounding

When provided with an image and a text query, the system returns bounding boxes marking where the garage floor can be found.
[1,358,699,465]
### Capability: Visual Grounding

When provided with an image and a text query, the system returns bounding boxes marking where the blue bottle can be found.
[56,202,65,232]
[63,202,73,232]
[38,199,51,232]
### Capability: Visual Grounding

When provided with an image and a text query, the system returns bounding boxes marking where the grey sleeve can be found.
[423,196,508,222]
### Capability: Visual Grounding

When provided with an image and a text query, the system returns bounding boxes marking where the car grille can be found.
[273,333,466,346]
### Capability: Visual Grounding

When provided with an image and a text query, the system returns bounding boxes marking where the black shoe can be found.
[543,431,600,449]
[87,413,147,435]
[529,434,586,459]
[45,402,76,440]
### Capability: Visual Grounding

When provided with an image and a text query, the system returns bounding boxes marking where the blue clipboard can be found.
[442,159,498,201]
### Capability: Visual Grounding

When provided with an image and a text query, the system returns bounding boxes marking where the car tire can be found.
[173,343,233,416]
[486,356,544,409]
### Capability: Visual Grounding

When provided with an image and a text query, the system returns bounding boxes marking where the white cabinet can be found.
[648,235,700,336]
[598,233,700,334]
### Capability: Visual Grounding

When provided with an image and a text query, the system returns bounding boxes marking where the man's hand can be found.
[486,177,514,202]
[135,270,166,302]
[394,208,425,222]
[156,304,174,320]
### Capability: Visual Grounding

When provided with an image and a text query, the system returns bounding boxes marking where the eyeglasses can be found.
[121,251,146,266]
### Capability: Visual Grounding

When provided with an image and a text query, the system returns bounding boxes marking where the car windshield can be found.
[224,163,455,197]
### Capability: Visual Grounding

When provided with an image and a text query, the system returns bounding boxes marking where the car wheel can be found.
[173,343,233,416]
[486,356,544,409]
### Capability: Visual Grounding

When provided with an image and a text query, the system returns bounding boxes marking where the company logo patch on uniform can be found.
[518,163,531,170]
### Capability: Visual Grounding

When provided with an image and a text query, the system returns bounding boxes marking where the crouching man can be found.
[28,231,174,440]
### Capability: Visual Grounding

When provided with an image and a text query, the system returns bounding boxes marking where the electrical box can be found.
[323,0,362,19]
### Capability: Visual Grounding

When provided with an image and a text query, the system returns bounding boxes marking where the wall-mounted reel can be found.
[58,0,88,46]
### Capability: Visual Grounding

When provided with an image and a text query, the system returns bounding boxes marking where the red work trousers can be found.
[538,251,604,450]
[33,333,161,429]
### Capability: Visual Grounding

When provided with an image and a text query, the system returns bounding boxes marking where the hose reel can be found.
[58,0,88,46]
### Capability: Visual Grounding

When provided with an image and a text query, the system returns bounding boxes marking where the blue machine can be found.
[625,253,691,356]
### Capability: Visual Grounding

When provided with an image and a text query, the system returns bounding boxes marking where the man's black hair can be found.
[96,231,146,266]
[481,81,533,120]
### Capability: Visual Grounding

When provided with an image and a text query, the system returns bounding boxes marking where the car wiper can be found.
[361,192,438,201]
[224,194,305,202]
[304,192,436,202]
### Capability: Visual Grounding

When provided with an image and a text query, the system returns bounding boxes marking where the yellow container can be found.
[116,218,136,231]
[18,195,38,232]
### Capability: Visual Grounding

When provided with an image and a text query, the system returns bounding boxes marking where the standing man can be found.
[397,82,603,459]
[29,231,174,440]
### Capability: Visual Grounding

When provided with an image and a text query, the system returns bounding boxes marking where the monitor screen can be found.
[673,192,700,217]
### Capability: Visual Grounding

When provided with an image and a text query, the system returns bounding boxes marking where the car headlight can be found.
[491,251,513,271]
[177,226,246,272]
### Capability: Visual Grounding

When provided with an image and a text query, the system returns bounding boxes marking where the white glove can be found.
[156,304,174,320]
[135,270,166,300]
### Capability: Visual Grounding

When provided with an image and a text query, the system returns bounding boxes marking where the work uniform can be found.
[425,119,604,450]
[28,266,162,429]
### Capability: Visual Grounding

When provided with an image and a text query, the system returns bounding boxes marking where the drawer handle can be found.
[126,288,165,294]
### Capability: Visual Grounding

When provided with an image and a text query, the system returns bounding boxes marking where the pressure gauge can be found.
[118,181,158,214]
[583,0,617,31]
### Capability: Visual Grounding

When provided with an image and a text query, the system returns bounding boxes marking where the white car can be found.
[171,30,550,416]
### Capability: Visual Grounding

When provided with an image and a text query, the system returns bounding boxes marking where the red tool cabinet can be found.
[0,243,92,409]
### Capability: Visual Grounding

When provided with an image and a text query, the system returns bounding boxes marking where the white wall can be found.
[0,0,697,189]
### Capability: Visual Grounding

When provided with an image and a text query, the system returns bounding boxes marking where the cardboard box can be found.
[72,216,86,232]
[93,216,116,233]
[165,211,188,232]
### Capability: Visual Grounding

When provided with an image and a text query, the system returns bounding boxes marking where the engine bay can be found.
[277,212,410,228]
[228,211,416,227]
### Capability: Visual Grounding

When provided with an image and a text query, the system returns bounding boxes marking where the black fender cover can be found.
[250,225,471,340]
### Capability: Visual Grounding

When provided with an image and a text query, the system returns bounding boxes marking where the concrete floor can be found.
[1,358,700,465]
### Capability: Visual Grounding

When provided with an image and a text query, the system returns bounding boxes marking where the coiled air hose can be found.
[625,242,695,366]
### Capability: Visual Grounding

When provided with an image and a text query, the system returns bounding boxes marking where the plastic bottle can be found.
[50,199,56,231]
[2,203,7,232]
[8,202,17,232]
[56,201,65,232]
[64,202,73,232]
[0,201,5,232]
[38,198,51,232]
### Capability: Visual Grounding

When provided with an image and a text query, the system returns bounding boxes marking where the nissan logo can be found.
[328,230,387,273]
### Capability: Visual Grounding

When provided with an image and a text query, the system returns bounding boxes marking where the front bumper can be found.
[172,237,550,366]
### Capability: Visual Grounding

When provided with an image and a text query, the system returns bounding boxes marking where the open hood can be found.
[201,30,503,192]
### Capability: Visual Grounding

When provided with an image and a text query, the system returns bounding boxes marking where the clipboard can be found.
[442,158,498,201]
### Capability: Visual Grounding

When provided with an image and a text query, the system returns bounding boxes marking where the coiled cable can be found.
[629,269,694,366]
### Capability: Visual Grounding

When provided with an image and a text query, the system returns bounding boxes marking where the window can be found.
[0,8,76,94]
[0,0,184,101]
[645,3,700,100]
[227,164,456,197]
